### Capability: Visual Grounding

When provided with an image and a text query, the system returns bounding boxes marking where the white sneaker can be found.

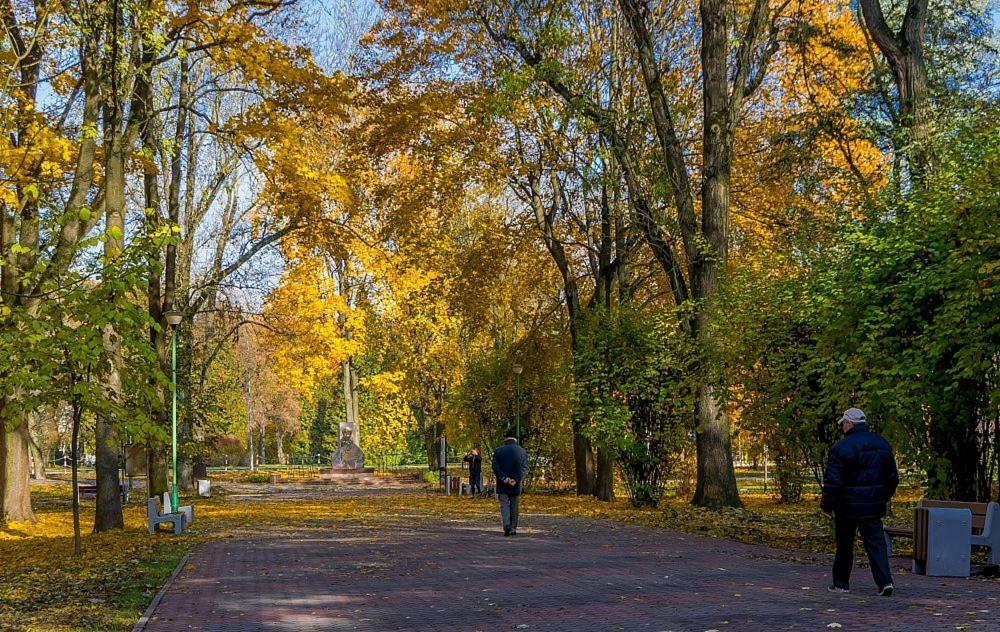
[827,585,850,594]
[878,584,894,597]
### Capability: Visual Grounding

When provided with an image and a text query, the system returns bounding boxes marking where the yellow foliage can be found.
[263,257,365,396]
[360,371,416,454]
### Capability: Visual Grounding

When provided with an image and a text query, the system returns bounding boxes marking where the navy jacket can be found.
[492,440,528,496]
[821,425,899,519]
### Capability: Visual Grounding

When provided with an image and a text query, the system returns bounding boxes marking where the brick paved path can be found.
[142,500,998,632]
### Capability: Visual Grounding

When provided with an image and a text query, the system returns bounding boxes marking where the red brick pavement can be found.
[141,503,999,632]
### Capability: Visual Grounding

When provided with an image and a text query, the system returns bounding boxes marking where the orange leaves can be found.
[729,0,889,257]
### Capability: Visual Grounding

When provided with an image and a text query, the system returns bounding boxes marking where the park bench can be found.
[161,492,195,527]
[885,500,999,576]
[77,481,132,502]
[147,497,187,535]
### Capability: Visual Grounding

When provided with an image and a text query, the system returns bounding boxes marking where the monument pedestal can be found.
[314,467,376,485]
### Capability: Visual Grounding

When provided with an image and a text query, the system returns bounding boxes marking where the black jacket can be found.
[492,440,528,496]
[821,425,899,519]
[463,453,482,476]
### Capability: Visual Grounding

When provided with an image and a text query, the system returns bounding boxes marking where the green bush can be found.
[239,471,272,484]
[575,307,697,507]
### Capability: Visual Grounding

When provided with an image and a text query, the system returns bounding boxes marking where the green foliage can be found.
[0,247,164,442]
[575,307,697,507]
[448,327,573,475]
[723,111,1000,502]
[237,470,272,484]
[827,114,999,500]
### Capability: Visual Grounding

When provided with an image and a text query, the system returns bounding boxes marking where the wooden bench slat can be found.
[884,526,912,537]
[920,500,990,514]
[915,507,929,564]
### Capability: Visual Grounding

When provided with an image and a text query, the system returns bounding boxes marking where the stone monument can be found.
[331,425,365,470]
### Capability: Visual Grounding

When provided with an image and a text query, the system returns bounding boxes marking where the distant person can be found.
[492,430,528,537]
[821,407,899,596]
[463,448,483,496]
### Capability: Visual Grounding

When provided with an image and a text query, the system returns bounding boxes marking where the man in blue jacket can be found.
[492,430,528,537]
[821,408,899,596]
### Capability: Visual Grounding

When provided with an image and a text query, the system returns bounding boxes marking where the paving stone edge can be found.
[131,551,191,632]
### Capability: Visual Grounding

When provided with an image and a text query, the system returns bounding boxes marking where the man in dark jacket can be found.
[463,448,482,496]
[492,430,528,536]
[821,408,900,596]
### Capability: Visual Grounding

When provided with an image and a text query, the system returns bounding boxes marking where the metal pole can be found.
[248,380,254,471]
[171,327,179,511]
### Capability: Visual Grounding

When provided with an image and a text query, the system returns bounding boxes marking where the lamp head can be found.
[513,364,523,375]
[164,310,183,327]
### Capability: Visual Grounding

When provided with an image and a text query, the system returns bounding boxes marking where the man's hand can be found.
[822,511,833,519]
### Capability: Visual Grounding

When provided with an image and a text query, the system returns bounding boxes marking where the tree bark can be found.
[689,0,742,508]
[95,244,126,531]
[424,416,446,470]
[94,14,130,529]
[594,448,616,501]
[276,432,286,466]
[28,431,45,480]
[70,383,83,555]
[1,423,35,523]
[692,382,741,507]
[343,357,361,445]
[858,0,931,185]
[148,444,169,499]
[259,422,266,465]
[573,430,596,496]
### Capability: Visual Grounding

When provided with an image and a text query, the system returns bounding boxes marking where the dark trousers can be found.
[833,515,893,590]
[499,493,520,531]
[470,473,482,495]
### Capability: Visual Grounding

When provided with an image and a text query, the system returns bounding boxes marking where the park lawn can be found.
[522,485,923,557]
[0,483,924,632]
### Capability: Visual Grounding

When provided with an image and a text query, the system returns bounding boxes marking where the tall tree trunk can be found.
[692,382,741,508]
[259,422,266,466]
[573,428,596,496]
[859,0,931,185]
[28,432,45,481]
[343,357,360,445]
[94,356,125,530]
[1,423,35,523]
[246,379,255,470]
[70,382,83,555]
[178,454,195,490]
[95,51,128,531]
[690,0,742,509]
[148,443,169,499]
[424,416,445,470]
[524,168,598,496]
[594,448,615,501]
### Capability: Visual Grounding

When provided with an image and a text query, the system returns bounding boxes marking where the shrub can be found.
[576,307,697,507]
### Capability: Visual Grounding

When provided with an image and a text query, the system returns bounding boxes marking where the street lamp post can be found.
[164,310,183,512]
[513,364,523,442]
